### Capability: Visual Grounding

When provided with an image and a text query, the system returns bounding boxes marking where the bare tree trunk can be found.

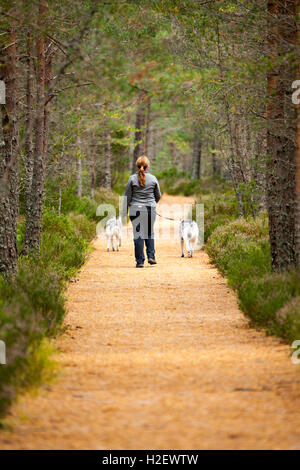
[293,1,300,266]
[104,130,111,190]
[132,91,147,172]
[216,23,244,216]
[224,105,244,217]
[58,186,62,216]
[0,24,19,274]
[252,131,267,213]
[43,40,53,158]
[192,132,201,179]
[230,112,248,185]
[76,156,82,198]
[169,141,176,167]
[266,0,297,271]
[90,135,96,199]
[211,140,219,177]
[151,126,157,163]
[145,94,151,154]
[296,96,300,266]
[23,1,47,254]
[75,135,83,200]
[25,30,35,221]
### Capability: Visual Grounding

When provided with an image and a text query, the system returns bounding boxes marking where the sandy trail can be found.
[1,194,300,450]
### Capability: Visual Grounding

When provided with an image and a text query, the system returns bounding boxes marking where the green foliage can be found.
[274,297,300,341]
[164,178,202,196]
[155,169,231,198]
[17,338,59,394]
[154,167,189,194]
[45,180,120,221]
[45,181,108,220]
[155,166,186,180]
[40,209,89,280]
[69,196,99,221]
[94,188,119,208]
[17,217,26,253]
[68,214,95,242]
[0,260,65,416]
[41,185,119,280]
[238,180,260,217]
[206,217,270,285]
[181,180,203,196]
[112,171,131,195]
[194,189,238,240]
[0,184,121,418]
[238,272,300,329]
[61,185,98,220]
[206,212,300,343]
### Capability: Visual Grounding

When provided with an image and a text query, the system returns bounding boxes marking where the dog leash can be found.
[155,211,186,222]
[126,208,191,222]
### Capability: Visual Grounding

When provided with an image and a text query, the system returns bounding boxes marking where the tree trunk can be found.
[0,24,19,274]
[296,96,300,266]
[76,155,82,198]
[150,126,158,164]
[132,91,147,172]
[75,133,83,198]
[145,94,151,154]
[192,133,201,179]
[90,136,96,199]
[58,186,62,216]
[23,2,47,254]
[266,0,297,271]
[216,23,244,217]
[169,141,177,167]
[293,1,300,266]
[224,105,244,217]
[252,131,267,213]
[104,130,111,190]
[24,31,35,223]
[43,40,53,157]
[211,140,219,177]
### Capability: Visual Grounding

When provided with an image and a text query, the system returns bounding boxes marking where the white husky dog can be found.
[179,219,199,258]
[105,216,122,252]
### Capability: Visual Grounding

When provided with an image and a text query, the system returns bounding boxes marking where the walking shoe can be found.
[136,263,144,268]
[148,258,157,265]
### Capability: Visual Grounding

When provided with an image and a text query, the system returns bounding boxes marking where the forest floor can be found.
[1,194,300,450]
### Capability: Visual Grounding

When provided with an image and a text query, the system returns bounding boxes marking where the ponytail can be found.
[138,166,146,187]
[136,155,150,187]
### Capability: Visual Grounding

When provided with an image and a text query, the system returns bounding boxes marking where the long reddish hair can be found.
[136,155,150,187]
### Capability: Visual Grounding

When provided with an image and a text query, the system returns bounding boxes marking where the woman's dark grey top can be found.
[122,172,161,216]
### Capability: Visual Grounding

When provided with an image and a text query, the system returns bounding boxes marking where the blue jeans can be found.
[129,206,156,264]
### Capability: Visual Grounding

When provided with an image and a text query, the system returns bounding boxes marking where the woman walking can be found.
[122,156,161,268]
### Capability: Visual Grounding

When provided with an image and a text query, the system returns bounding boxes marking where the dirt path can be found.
[1,194,300,450]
